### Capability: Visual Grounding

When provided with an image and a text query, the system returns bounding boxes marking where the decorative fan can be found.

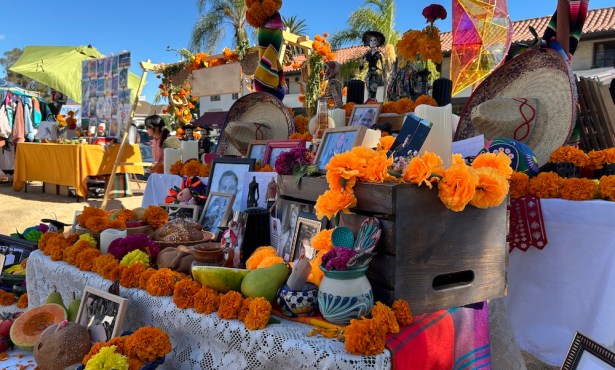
[347,217,381,269]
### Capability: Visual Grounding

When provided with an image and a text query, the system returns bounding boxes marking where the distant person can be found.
[145,114,171,173]
[199,128,214,154]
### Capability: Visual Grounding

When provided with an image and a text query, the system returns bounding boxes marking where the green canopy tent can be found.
[9,45,143,103]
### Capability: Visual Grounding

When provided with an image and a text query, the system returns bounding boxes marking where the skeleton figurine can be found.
[323,61,343,109]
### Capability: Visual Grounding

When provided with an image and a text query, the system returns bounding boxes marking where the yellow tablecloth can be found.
[13,143,143,197]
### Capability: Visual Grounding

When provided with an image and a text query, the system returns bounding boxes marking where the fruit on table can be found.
[132,207,146,220]
[0,314,15,338]
[192,266,249,293]
[34,321,91,370]
[241,262,289,303]
[3,264,26,275]
[67,293,81,323]
[45,290,67,315]
[10,303,68,351]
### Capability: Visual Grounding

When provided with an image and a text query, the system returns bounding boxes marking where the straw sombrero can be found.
[216,92,294,156]
[455,47,577,167]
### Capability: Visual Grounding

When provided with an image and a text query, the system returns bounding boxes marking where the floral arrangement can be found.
[108,234,160,266]
[16,292,27,308]
[245,0,283,28]
[169,159,211,177]
[254,162,275,172]
[297,33,336,115]
[274,146,317,184]
[0,290,16,306]
[380,95,438,115]
[396,4,445,65]
[508,170,615,201]
[549,146,590,167]
[245,246,284,270]
[76,207,146,234]
[82,326,172,369]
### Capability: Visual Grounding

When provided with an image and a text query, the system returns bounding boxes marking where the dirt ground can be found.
[0,180,144,236]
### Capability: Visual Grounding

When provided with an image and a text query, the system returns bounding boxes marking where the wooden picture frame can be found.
[76,286,129,343]
[158,203,200,222]
[562,332,615,370]
[246,140,268,163]
[314,126,367,173]
[349,104,382,128]
[290,211,326,262]
[263,139,306,168]
[207,157,256,213]
[199,192,236,239]
[0,235,37,266]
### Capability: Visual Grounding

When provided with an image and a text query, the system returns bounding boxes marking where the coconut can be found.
[34,320,91,370]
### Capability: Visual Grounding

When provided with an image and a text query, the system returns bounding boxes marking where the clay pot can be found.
[192,242,234,268]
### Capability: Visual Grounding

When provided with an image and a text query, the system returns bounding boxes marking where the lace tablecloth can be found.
[26,250,391,369]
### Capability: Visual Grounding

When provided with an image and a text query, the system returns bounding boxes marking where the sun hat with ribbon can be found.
[455,47,578,167]
[216,92,294,156]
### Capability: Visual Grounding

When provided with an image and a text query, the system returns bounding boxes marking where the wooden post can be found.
[100,60,153,209]
[556,0,570,57]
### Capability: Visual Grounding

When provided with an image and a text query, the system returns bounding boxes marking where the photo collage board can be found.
[80,51,132,138]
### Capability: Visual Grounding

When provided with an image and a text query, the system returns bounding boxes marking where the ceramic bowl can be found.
[277,283,319,317]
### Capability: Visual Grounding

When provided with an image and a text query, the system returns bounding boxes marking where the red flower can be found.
[422,4,447,23]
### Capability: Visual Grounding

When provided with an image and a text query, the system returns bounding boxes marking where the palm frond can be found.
[190,12,225,53]
[330,29,363,49]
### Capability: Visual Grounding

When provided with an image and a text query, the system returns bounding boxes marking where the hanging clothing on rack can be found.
[22,97,34,141]
[32,98,42,127]
[12,100,24,144]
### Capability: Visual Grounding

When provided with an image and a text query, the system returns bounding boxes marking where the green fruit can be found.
[67,293,81,323]
[192,266,249,293]
[45,291,67,314]
[241,263,289,303]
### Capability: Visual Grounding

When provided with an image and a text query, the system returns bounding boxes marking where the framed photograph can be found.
[561,332,615,370]
[387,114,433,158]
[246,140,268,163]
[76,286,129,343]
[158,203,200,222]
[272,199,314,262]
[290,212,326,262]
[349,104,382,128]
[314,126,367,173]
[207,157,256,212]
[0,235,36,267]
[199,192,236,239]
[263,139,306,168]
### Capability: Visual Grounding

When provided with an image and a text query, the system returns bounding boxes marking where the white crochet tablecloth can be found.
[26,250,391,370]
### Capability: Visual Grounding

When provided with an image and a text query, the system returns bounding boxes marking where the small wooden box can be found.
[278,176,508,314]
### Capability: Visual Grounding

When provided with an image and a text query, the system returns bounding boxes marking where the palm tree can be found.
[329,0,400,49]
[190,0,251,53]
[282,15,309,57]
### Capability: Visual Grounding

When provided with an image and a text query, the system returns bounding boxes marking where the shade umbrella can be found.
[9,45,142,103]
[450,0,513,96]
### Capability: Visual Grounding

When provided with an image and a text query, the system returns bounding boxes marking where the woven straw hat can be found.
[455,47,577,166]
[216,92,294,156]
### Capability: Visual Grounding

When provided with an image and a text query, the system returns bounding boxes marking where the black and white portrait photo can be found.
[207,158,255,213]
[76,287,128,343]
[199,192,235,239]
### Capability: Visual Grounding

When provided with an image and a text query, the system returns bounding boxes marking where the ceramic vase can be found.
[317,266,373,325]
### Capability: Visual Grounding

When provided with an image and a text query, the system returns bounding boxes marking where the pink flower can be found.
[422,4,447,23]
[321,247,357,271]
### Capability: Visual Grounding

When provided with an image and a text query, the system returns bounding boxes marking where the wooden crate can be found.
[278,175,508,314]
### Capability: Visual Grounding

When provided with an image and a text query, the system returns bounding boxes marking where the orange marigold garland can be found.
[76,248,102,271]
[243,297,272,330]
[403,151,444,188]
[391,299,414,326]
[85,216,110,233]
[560,178,597,201]
[92,254,118,276]
[509,172,530,199]
[343,318,387,355]
[587,150,606,170]
[194,287,220,314]
[414,95,437,107]
[181,160,202,177]
[77,206,108,227]
[146,268,184,296]
[371,301,400,334]
[100,258,120,281]
[173,279,202,309]
[549,146,590,167]
[124,326,172,362]
[16,292,28,308]
[63,239,94,265]
[120,263,147,289]
[528,172,563,198]
[218,290,243,319]
[138,268,157,290]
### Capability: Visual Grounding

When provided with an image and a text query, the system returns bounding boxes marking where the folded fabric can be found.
[508,195,548,252]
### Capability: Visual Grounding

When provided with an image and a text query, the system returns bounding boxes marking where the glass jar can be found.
[313,98,329,144]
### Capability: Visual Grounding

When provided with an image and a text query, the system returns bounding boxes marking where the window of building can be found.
[232,93,239,100]
[593,41,615,68]
[210,95,221,102]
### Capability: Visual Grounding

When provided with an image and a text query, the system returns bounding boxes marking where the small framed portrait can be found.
[246,140,268,163]
[314,126,367,173]
[561,332,615,370]
[76,286,129,343]
[290,212,326,262]
[349,104,382,128]
[158,203,200,222]
[387,114,433,158]
[199,192,236,239]
[263,139,306,168]
[206,157,256,212]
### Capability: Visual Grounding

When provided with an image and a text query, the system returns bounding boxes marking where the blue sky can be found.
[0,0,611,103]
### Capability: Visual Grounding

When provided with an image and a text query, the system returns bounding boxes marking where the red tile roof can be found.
[283,6,614,72]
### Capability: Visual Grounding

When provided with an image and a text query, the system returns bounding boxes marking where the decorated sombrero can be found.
[455,47,577,167]
[215,92,294,156]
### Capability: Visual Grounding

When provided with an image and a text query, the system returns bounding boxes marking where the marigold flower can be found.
[120,249,150,268]
[115,209,137,222]
[16,292,28,308]
[307,252,325,286]
[394,98,415,114]
[377,136,395,152]
[380,101,397,114]
[109,219,127,230]
[311,229,334,252]
[119,263,146,289]
[92,254,119,276]
[600,175,615,200]
[560,178,597,201]
[257,256,285,269]
[85,345,128,370]
[604,148,615,164]
[528,172,563,198]
[403,151,444,188]
[325,152,366,192]
[509,171,530,199]
[199,163,211,177]
[138,268,157,290]
[143,206,169,229]
[76,248,103,271]
[85,216,111,233]
[342,102,355,117]
[63,239,95,265]
[344,317,387,355]
[101,258,121,281]
[181,160,202,177]
[438,163,479,212]
[194,287,220,314]
[472,151,513,180]
[470,167,509,208]
[218,290,243,320]
[351,147,393,183]
[243,297,272,330]
[246,246,278,270]
[124,326,172,362]
[587,150,606,170]
[107,336,128,354]
[549,146,590,167]
[77,206,108,227]
[371,301,400,334]
[315,189,358,221]
[414,95,438,107]
[169,160,183,175]
[0,290,15,306]
[392,299,414,326]
[173,279,202,309]
[238,297,254,321]
[146,268,184,296]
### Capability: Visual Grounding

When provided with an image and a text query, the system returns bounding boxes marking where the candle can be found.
[181,140,199,162]
[361,129,381,148]
[329,108,346,128]
[99,229,127,255]
[164,148,181,174]
[414,104,453,167]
